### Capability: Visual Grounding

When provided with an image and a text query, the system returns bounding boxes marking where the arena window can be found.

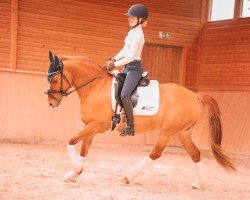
[241,0,250,17]
[210,0,235,21]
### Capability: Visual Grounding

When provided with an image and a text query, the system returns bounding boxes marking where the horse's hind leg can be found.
[177,129,206,190]
[121,133,171,184]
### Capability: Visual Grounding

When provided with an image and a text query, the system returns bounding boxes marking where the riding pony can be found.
[45,51,235,189]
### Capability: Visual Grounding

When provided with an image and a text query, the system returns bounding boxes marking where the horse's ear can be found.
[54,55,59,70]
[49,50,54,63]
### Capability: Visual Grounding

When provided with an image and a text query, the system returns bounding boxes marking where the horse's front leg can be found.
[64,122,105,182]
[64,135,94,183]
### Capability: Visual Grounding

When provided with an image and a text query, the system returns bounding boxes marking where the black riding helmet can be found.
[125,4,148,20]
[125,4,148,28]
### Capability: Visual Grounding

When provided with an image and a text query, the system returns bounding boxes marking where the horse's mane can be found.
[59,55,103,70]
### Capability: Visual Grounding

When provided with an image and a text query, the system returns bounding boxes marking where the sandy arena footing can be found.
[0,142,249,200]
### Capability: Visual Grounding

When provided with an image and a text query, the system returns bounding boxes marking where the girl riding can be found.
[105,4,148,137]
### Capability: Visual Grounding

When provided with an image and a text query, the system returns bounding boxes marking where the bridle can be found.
[45,59,104,104]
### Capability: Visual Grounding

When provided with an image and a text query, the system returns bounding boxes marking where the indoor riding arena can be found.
[0,0,249,200]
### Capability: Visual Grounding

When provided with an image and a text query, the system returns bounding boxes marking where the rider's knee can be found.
[121,94,130,102]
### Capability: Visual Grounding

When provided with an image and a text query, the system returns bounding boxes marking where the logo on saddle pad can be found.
[141,106,155,112]
[111,78,160,116]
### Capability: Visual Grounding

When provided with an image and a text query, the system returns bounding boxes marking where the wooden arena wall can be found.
[1,0,249,155]
[195,0,250,155]
[1,0,201,83]
[199,22,250,90]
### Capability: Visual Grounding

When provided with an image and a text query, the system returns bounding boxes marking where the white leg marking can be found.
[122,156,153,184]
[67,144,79,171]
[191,161,206,190]
[64,145,85,183]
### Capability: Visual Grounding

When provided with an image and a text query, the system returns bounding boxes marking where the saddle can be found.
[114,71,150,108]
[111,71,150,131]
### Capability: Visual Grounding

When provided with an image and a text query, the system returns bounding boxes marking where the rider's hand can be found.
[104,58,116,71]
[106,58,116,66]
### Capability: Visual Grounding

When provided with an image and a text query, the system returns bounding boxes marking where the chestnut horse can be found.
[46,51,235,189]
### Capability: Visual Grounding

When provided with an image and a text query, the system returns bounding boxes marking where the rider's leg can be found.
[120,68,142,136]
[121,97,134,136]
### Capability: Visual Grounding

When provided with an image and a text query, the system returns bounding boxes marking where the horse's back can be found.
[159,83,197,100]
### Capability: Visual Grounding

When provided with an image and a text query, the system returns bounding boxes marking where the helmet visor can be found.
[124,12,134,17]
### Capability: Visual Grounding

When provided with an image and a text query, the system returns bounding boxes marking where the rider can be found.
[105,4,148,137]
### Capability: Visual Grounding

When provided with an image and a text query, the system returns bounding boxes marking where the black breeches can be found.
[120,61,143,101]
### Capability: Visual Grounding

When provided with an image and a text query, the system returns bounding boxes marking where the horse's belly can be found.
[134,114,163,133]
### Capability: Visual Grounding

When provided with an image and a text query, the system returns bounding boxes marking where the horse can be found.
[45,51,236,189]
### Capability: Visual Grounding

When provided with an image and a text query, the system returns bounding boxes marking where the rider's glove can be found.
[104,58,116,71]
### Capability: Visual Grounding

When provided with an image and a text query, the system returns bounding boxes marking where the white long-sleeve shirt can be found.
[114,25,145,67]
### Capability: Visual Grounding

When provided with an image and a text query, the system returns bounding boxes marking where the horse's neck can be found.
[63,59,94,84]
[64,59,111,97]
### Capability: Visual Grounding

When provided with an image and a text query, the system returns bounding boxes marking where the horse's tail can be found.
[198,93,236,172]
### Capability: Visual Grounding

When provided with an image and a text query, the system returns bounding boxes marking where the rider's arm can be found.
[114,46,125,61]
[114,35,140,67]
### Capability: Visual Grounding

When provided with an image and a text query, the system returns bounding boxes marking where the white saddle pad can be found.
[111,78,160,116]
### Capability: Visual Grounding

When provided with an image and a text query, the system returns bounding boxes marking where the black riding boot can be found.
[120,98,135,137]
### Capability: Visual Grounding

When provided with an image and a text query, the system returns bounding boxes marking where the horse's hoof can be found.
[63,169,82,183]
[121,176,130,184]
[191,181,206,190]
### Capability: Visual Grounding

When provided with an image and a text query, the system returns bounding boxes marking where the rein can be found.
[64,74,104,96]
[45,60,104,102]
